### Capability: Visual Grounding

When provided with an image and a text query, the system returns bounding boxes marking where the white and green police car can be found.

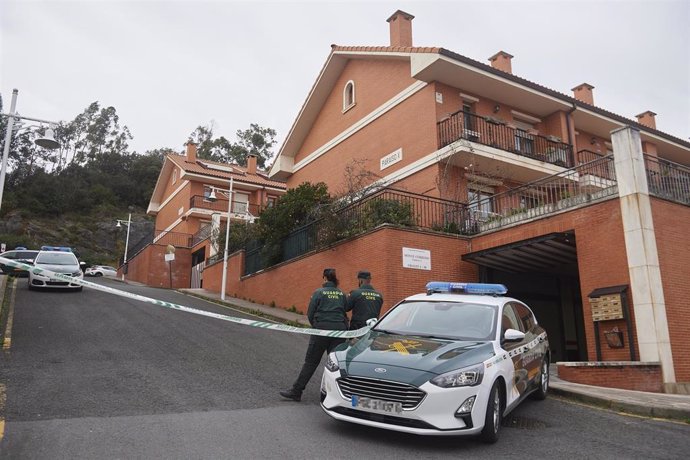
[320,282,550,443]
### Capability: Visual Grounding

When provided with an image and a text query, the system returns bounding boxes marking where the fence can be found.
[645,155,690,206]
[437,110,574,167]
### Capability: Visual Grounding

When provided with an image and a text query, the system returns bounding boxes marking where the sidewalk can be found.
[177,287,690,423]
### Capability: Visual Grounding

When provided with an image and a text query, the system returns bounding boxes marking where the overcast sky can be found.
[2,0,689,155]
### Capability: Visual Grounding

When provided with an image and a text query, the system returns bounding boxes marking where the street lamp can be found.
[1,88,61,212]
[115,213,132,281]
[206,177,234,301]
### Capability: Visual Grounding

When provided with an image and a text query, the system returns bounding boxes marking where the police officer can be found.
[280,268,348,402]
[346,270,383,330]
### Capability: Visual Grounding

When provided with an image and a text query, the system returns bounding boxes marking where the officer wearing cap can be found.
[280,268,348,402]
[346,270,383,330]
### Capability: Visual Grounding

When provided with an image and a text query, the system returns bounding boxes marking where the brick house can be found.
[204,10,690,393]
[125,142,286,289]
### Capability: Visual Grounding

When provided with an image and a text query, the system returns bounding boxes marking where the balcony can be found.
[644,155,690,206]
[189,195,263,222]
[438,111,574,168]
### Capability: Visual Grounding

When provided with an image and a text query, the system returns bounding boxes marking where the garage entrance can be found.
[462,232,587,362]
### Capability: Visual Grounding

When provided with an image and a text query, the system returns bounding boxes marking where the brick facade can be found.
[124,244,192,289]
[558,363,662,393]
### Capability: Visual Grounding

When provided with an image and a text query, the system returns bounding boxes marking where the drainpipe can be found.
[565,103,577,166]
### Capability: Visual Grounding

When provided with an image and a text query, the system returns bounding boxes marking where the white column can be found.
[210,213,221,257]
[611,126,675,384]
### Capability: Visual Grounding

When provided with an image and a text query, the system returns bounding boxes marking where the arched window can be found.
[343,80,355,112]
[172,168,178,184]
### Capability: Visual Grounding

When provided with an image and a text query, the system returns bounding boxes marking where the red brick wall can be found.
[204,226,474,315]
[471,199,634,363]
[559,363,662,392]
[651,197,690,382]
[124,244,192,289]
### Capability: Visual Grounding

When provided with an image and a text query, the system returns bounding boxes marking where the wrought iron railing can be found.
[644,155,690,206]
[438,111,574,167]
[189,195,262,217]
[244,188,473,275]
[467,155,618,233]
[191,225,214,247]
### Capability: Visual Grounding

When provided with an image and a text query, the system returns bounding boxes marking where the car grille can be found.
[47,281,70,286]
[329,406,438,430]
[337,375,426,409]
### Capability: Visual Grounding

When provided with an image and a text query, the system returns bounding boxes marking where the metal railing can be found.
[645,155,690,206]
[467,155,618,233]
[189,195,261,217]
[438,111,574,167]
[191,225,214,247]
[244,188,474,275]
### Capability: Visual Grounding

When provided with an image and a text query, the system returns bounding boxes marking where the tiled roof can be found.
[328,45,690,149]
[167,154,286,189]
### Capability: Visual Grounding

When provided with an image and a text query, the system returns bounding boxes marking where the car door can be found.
[500,303,529,401]
[512,302,542,388]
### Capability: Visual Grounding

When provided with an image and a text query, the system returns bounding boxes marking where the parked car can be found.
[28,250,84,291]
[0,249,40,277]
[85,265,118,277]
[320,282,550,443]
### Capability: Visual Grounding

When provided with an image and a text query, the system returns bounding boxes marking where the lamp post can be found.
[207,177,234,301]
[115,213,132,281]
[1,88,61,212]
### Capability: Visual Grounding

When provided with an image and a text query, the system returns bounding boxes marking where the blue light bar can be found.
[426,282,508,296]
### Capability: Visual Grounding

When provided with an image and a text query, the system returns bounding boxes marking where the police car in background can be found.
[320,282,550,443]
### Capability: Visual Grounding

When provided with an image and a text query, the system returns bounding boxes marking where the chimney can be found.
[386,10,414,47]
[185,142,197,163]
[247,154,257,175]
[636,110,657,130]
[488,51,514,74]
[571,83,595,105]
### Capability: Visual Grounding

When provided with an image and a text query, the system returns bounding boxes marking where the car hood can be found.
[335,330,496,387]
[35,263,80,274]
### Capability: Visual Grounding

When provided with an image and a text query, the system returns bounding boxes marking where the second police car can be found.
[320,282,549,443]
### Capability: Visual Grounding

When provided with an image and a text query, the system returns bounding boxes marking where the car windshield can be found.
[375,300,498,341]
[36,252,78,265]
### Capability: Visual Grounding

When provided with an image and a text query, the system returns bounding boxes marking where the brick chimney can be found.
[488,51,514,74]
[386,10,414,47]
[185,142,197,163]
[636,111,657,130]
[247,154,257,175]
[572,83,595,105]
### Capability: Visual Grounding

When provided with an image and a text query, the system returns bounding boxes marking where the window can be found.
[172,168,178,184]
[343,80,355,112]
[468,188,494,220]
[514,120,535,154]
[512,303,536,332]
[232,192,249,214]
[266,196,277,208]
[203,185,213,200]
[501,304,523,335]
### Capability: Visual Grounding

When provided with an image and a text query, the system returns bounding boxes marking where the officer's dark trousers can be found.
[292,335,344,392]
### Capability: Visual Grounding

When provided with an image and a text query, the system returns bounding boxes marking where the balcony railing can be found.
[438,111,574,168]
[644,155,690,206]
[467,155,618,233]
[190,195,262,218]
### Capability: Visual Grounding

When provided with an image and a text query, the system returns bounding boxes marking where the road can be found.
[1,277,689,459]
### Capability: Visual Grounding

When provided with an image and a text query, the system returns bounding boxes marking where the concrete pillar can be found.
[210,213,221,257]
[611,126,675,385]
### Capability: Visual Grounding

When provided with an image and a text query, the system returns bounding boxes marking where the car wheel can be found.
[95,272,103,277]
[28,282,36,291]
[480,381,502,444]
[531,358,549,400]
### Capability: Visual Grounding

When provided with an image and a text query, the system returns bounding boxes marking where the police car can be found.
[320,282,549,443]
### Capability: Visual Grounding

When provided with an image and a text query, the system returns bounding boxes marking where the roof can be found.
[270,43,689,178]
[167,154,287,189]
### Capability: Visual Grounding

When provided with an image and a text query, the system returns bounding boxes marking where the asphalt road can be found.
[1,277,689,459]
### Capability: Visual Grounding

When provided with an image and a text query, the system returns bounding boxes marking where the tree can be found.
[234,124,276,168]
[189,122,276,168]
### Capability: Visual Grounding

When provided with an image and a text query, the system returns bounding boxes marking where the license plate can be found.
[351,395,402,414]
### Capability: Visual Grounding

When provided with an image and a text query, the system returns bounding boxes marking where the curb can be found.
[550,385,690,421]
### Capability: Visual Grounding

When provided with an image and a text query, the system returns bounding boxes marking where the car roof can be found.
[403,292,516,307]
[37,250,78,257]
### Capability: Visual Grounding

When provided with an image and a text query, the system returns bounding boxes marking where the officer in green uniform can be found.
[346,270,383,330]
[280,268,348,402]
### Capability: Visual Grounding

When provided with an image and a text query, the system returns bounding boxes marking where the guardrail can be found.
[645,155,690,206]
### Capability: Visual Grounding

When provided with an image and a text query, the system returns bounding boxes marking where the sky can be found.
[1,0,689,156]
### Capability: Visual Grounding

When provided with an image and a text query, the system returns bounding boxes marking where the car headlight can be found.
[325,353,339,372]
[430,364,484,388]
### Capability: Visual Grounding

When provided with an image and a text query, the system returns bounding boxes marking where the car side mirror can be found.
[365,318,378,328]
[503,328,525,342]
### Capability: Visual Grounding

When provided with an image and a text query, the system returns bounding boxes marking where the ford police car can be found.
[320,282,549,443]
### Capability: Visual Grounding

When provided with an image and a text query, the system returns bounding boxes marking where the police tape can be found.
[0,256,370,339]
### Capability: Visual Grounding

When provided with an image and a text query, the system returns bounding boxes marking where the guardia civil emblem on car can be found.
[320,282,550,444]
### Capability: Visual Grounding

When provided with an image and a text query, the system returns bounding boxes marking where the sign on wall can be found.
[380,148,403,171]
[402,247,431,271]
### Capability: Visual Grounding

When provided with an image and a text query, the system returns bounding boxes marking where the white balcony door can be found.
[232,192,249,214]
